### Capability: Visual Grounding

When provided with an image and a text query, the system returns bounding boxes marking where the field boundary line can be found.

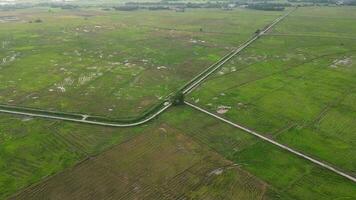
[184,101,356,183]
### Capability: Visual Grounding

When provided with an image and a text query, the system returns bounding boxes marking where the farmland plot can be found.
[2,5,356,200]
[10,123,269,200]
[0,114,144,199]
[2,106,356,199]
[188,7,356,174]
[0,8,281,119]
[163,107,356,200]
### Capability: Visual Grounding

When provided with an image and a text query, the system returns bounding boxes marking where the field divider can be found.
[184,101,356,183]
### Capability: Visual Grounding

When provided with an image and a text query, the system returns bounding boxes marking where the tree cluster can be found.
[247,3,291,11]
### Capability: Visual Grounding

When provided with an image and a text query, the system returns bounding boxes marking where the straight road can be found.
[185,101,356,183]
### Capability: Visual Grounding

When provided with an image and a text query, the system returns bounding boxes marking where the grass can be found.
[2,105,356,199]
[188,6,356,174]
[163,106,356,199]
[9,120,269,200]
[0,7,282,119]
[0,114,146,199]
[2,5,356,200]
[0,7,285,198]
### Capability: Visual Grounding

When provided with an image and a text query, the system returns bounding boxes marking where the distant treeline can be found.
[0,3,32,10]
[288,0,334,2]
[114,2,292,12]
[114,2,231,11]
[346,0,356,5]
[246,3,292,11]
[2,0,356,12]
[113,5,170,11]
[113,5,139,11]
[47,4,79,9]
[287,0,356,5]
[0,2,82,11]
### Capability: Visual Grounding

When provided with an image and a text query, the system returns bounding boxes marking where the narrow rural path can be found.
[185,101,356,183]
[0,103,171,127]
[0,8,295,127]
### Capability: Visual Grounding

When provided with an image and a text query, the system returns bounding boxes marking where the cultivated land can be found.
[10,122,269,200]
[0,114,145,199]
[0,7,281,120]
[1,5,356,200]
[4,107,356,199]
[188,6,356,175]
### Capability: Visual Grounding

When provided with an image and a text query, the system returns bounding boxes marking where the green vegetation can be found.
[163,107,356,199]
[188,6,356,174]
[172,91,185,105]
[0,7,281,119]
[0,114,146,199]
[10,122,269,199]
[4,106,356,199]
[1,5,356,200]
[0,7,286,199]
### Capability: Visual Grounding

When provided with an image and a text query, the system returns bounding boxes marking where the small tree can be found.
[172,92,185,106]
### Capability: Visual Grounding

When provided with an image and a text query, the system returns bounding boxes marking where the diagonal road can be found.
[184,101,356,183]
